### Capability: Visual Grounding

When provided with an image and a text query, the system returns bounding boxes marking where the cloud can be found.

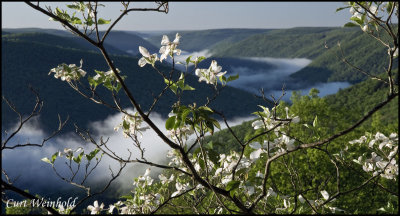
[267,81,351,102]
[2,108,253,196]
[223,57,311,94]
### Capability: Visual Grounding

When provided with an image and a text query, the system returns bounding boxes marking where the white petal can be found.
[173,33,181,44]
[161,35,170,45]
[250,148,264,161]
[138,57,147,67]
[139,46,150,57]
[144,168,151,177]
[320,190,329,200]
[249,142,262,149]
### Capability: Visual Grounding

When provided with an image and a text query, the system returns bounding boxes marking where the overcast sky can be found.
[2,2,354,31]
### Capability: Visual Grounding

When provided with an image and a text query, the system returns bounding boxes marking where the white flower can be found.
[159,33,182,62]
[329,206,345,213]
[256,170,264,178]
[195,60,227,85]
[298,194,305,203]
[168,125,194,141]
[388,47,398,58]
[138,46,158,67]
[120,206,129,214]
[114,112,149,138]
[320,190,330,200]
[108,204,115,214]
[349,7,356,15]
[87,201,104,214]
[266,187,276,198]
[362,25,369,32]
[158,173,174,184]
[282,134,296,151]
[246,186,255,196]
[144,168,151,177]
[171,182,189,197]
[292,116,300,123]
[368,5,378,16]
[250,148,265,161]
[63,148,73,157]
[49,60,87,82]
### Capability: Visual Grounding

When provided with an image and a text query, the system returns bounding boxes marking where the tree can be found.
[2,1,398,214]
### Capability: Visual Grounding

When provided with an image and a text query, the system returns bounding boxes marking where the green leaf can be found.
[98,18,111,25]
[313,115,318,127]
[186,56,192,65]
[205,141,213,150]
[344,22,358,27]
[165,116,176,130]
[226,180,240,191]
[123,120,129,130]
[86,148,100,161]
[120,195,133,200]
[176,79,185,89]
[182,84,195,91]
[66,4,80,10]
[103,79,113,91]
[41,157,52,164]
[51,152,58,163]
[336,6,350,12]
[71,17,82,25]
[227,74,239,82]
[73,151,84,164]
[170,84,178,94]
[350,16,363,25]
[209,118,221,130]
[199,106,213,113]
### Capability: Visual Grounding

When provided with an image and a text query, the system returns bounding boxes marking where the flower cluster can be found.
[114,112,150,138]
[160,33,182,62]
[138,46,159,67]
[195,60,227,85]
[350,132,398,180]
[49,59,86,82]
[87,200,104,214]
[133,168,154,188]
[138,33,182,67]
[167,125,194,142]
[252,105,300,132]
[92,68,121,82]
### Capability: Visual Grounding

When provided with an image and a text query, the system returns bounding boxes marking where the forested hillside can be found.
[205,72,398,153]
[210,27,398,84]
[2,28,159,55]
[1,33,265,132]
[146,28,272,52]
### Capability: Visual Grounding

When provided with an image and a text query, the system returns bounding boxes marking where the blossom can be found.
[158,173,174,184]
[108,204,115,214]
[168,125,194,141]
[138,46,159,67]
[159,33,182,62]
[195,60,227,85]
[49,59,86,82]
[320,190,330,200]
[87,200,104,214]
[256,170,264,178]
[298,194,305,203]
[329,206,345,213]
[282,135,296,151]
[367,5,378,17]
[114,112,150,138]
[266,187,276,198]
[171,182,189,197]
